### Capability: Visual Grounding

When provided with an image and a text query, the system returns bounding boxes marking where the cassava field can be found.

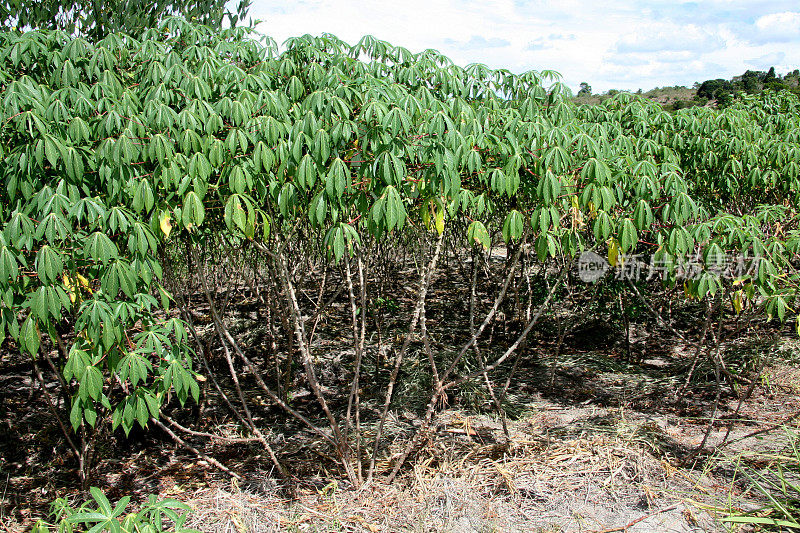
[1,18,800,533]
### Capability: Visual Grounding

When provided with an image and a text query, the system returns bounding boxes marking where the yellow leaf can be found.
[62,274,77,304]
[76,273,92,293]
[608,238,620,267]
[434,208,445,235]
[160,211,173,238]
[570,197,584,230]
[796,317,800,337]
[733,290,743,314]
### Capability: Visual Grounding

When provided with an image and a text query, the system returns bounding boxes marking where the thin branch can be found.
[387,260,567,482]
[368,230,444,483]
[152,417,242,480]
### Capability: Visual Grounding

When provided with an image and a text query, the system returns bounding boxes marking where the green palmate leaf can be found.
[383,186,407,232]
[35,245,63,285]
[618,218,638,252]
[111,495,131,519]
[189,153,212,182]
[63,147,84,181]
[489,168,506,195]
[325,222,361,263]
[133,179,155,214]
[544,146,570,174]
[598,186,617,212]
[20,316,40,356]
[0,246,19,282]
[467,220,491,251]
[467,149,481,175]
[89,487,113,515]
[136,396,149,428]
[378,151,405,186]
[84,404,97,427]
[766,295,788,322]
[64,348,90,381]
[309,192,327,227]
[326,157,349,199]
[581,158,612,184]
[101,260,138,298]
[144,391,161,420]
[224,194,250,233]
[79,365,104,402]
[36,212,72,243]
[593,211,613,242]
[84,232,118,263]
[297,154,317,190]
[703,242,725,268]
[668,227,692,255]
[43,135,61,168]
[182,191,205,229]
[694,272,720,299]
[70,398,83,431]
[538,169,562,204]
[531,206,561,233]
[502,210,524,243]
[278,183,297,217]
[253,141,275,172]
[312,129,331,164]
[228,165,250,195]
[505,167,520,196]
[535,233,559,262]
[28,285,69,321]
[258,211,272,242]
[633,199,653,230]
[129,223,157,257]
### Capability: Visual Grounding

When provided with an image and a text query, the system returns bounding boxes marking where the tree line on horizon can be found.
[576,67,800,110]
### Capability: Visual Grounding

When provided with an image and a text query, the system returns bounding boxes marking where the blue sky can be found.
[248,0,800,93]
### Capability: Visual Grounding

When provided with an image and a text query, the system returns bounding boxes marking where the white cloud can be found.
[751,12,800,43]
[614,24,724,54]
[746,51,787,69]
[609,55,650,67]
[249,0,800,93]
[445,35,510,49]
[525,38,552,51]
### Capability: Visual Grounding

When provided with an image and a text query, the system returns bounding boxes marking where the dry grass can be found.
[178,406,732,532]
[5,287,798,532]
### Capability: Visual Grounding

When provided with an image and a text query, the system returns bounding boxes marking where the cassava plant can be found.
[0,17,798,489]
